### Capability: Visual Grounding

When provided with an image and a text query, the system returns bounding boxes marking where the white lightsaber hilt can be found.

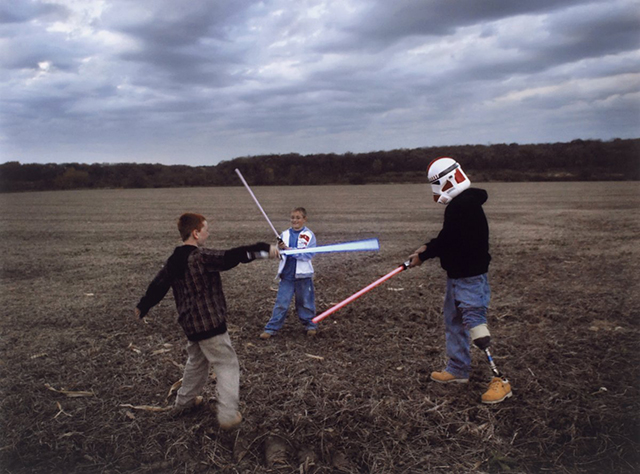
[235,168,281,240]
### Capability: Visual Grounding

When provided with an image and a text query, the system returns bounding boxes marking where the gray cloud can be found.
[335,0,597,49]
[0,0,68,24]
[0,0,637,165]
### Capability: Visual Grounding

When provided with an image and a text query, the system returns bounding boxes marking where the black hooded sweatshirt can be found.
[418,188,491,279]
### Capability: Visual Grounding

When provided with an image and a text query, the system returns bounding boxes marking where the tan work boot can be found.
[481,377,512,404]
[219,411,243,430]
[430,370,469,383]
[306,329,317,337]
[259,332,272,339]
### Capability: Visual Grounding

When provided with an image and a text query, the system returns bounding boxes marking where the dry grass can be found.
[0,183,638,473]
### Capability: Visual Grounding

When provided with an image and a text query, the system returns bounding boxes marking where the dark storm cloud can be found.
[437,6,640,83]
[0,1,79,72]
[103,0,254,45]
[119,45,233,86]
[338,0,596,47]
[538,6,640,63]
[102,0,257,85]
[0,0,68,24]
[1,28,87,72]
[0,0,638,165]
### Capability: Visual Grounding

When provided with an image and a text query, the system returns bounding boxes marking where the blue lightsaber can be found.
[280,238,379,256]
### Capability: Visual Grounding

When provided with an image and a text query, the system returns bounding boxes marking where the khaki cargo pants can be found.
[175,331,240,425]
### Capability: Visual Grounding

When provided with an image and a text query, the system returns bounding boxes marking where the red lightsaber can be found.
[312,261,411,324]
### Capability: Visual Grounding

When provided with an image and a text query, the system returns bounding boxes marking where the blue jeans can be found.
[442,274,490,378]
[265,278,317,334]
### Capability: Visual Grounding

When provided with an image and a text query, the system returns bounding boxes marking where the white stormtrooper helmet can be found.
[427,157,471,205]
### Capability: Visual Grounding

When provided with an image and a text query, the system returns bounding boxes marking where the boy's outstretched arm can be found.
[205,242,280,272]
[135,267,172,318]
[268,245,280,259]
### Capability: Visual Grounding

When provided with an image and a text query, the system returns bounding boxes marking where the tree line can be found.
[1,138,638,192]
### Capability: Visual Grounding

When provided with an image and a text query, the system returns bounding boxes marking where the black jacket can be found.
[418,188,491,279]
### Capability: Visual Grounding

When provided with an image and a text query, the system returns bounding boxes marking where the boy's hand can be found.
[277,240,289,250]
[135,307,150,323]
[407,245,427,268]
[269,244,281,259]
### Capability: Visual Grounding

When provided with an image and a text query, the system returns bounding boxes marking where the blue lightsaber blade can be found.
[280,238,379,256]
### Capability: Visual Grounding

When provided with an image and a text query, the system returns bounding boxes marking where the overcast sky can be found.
[1,0,638,165]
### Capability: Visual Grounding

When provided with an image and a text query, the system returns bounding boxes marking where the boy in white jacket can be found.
[260,207,318,338]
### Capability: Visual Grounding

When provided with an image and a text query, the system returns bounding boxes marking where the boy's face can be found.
[290,211,306,231]
[195,220,210,244]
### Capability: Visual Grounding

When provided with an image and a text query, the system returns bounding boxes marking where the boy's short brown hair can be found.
[291,207,307,217]
[178,213,206,241]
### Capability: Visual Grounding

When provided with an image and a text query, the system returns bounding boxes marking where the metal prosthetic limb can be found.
[482,347,503,378]
[470,324,504,378]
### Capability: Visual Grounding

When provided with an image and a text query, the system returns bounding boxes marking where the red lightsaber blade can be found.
[312,261,410,324]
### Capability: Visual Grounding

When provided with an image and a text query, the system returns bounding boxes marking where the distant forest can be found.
[1,138,638,192]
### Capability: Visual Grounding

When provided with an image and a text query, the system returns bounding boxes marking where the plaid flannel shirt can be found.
[137,243,269,341]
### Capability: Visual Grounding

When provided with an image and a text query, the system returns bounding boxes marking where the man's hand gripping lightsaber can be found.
[235,168,282,242]
[312,260,411,324]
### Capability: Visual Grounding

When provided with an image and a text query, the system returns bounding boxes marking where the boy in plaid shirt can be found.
[135,213,279,429]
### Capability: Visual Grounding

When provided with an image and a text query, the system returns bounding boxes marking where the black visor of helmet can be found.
[429,162,459,184]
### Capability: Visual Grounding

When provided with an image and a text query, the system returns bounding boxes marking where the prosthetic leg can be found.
[470,324,502,377]
[470,324,513,404]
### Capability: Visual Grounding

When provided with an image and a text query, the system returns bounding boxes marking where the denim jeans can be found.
[265,278,317,333]
[442,274,491,378]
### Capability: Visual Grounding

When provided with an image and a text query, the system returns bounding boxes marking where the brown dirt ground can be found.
[0,182,638,473]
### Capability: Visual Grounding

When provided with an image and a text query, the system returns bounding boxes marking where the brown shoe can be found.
[430,370,469,384]
[306,329,317,337]
[219,411,242,430]
[259,332,272,339]
[481,377,512,404]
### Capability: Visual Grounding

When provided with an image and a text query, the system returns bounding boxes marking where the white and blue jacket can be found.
[276,227,315,279]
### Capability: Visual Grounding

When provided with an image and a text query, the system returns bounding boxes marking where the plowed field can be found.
[1,182,638,473]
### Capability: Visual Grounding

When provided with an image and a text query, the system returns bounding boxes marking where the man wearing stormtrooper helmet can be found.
[407,157,512,404]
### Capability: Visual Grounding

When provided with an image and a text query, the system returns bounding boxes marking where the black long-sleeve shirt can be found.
[418,188,491,279]
[136,242,270,341]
